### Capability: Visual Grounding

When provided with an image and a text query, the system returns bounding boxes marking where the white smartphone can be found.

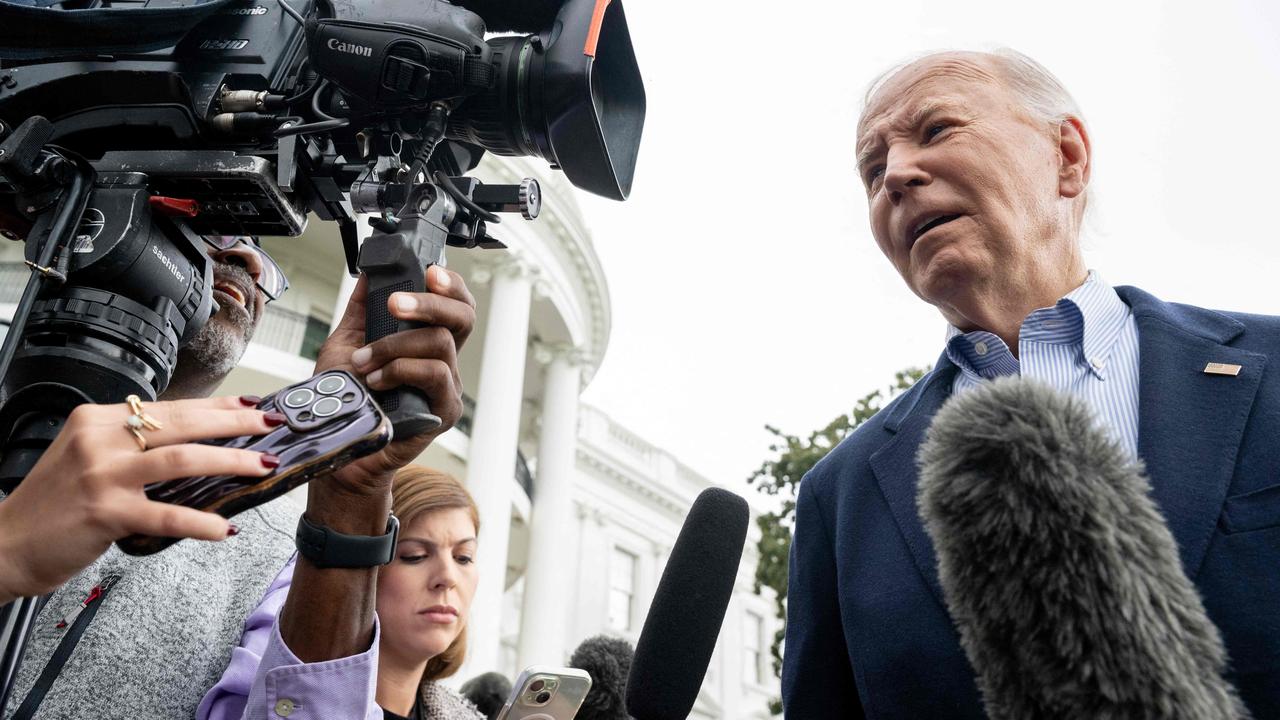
[494,665,592,720]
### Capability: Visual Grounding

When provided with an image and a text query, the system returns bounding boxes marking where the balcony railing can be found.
[0,262,28,303]
[253,304,329,361]
[0,263,328,361]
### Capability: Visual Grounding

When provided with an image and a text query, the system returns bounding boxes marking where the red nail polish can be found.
[261,453,281,469]
[239,395,262,406]
[227,524,240,537]
[264,411,287,427]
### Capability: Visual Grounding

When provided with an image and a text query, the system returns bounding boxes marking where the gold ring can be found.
[123,394,163,451]
[126,425,148,451]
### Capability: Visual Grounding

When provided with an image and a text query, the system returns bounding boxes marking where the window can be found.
[300,313,330,361]
[743,610,764,685]
[608,547,638,632]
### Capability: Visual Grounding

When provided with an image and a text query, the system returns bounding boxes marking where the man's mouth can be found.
[213,281,247,308]
[910,214,962,246]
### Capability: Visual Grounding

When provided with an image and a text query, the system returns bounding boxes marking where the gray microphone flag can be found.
[917,376,1248,720]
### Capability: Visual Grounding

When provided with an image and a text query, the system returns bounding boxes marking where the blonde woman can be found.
[201,466,484,719]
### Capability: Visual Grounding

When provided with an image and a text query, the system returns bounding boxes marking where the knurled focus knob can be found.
[471,178,541,220]
[518,177,541,220]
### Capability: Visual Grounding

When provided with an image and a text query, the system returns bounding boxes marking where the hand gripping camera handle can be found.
[357,229,443,438]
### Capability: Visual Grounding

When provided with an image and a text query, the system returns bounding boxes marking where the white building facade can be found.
[0,154,780,717]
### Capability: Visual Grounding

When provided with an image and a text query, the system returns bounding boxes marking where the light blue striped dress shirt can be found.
[944,271,1140,458]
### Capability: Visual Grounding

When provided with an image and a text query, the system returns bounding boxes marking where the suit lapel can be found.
[869,355,957,608]
[868,287,1265,606]
[1121,286,1267,578]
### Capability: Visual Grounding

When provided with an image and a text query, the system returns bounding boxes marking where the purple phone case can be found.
[116,370,392,556]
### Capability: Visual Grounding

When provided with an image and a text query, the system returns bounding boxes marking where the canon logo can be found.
[328,38,372,58]
[151,245,186,284]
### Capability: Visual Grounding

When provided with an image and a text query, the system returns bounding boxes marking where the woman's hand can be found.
[0,395,281,602]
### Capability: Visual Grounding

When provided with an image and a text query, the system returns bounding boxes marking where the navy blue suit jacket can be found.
[782,286,1280,718]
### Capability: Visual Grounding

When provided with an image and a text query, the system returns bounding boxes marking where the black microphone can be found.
[917,376,1248,720]
[626,488,750,720]
[459,671,511,720]
[569,635,634,720]
[449,0,569,33]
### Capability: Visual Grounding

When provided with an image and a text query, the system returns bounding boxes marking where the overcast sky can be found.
[571,0,1280,492]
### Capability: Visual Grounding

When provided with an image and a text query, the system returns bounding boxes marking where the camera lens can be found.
[316,375,347,395]
[312,396,342,417]
[529,680,545,692]
[535,692,551,704]
[284,388,314,408]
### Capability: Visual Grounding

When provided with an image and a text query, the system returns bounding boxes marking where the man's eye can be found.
[924,123,948,141]
[456,555,474,565]
[866,166,884,185]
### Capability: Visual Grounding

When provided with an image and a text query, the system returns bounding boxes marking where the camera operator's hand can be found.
[279,266,473,664]
[0,396,280,603]
[312,265,475,496]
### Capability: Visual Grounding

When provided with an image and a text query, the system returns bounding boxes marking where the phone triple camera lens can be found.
[312,396,342,417]
[316,375,347,395]
[284,388,314,408]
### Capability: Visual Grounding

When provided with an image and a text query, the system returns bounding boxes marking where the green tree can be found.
[746,368,926,715]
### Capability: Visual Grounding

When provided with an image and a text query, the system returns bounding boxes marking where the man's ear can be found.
[1058,117,1091,199]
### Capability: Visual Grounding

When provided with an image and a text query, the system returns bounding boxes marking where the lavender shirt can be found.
[198,556,384,720]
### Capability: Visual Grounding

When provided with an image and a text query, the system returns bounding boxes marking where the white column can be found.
[516,346,583,669]
[461,259,534,676]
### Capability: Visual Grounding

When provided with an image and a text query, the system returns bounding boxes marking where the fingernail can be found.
[367,369,383,387]
[431,266,452,288]
[264,411,287,427]
[227,524,240,537]
[238,395,261,407]
[351,346,372,368]
[393,293,416,313]
[260,453,281,469]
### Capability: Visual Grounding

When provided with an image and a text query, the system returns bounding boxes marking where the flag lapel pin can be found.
[1203,362,1242,376]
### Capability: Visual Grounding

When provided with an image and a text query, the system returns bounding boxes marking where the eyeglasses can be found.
[202,236,290,302]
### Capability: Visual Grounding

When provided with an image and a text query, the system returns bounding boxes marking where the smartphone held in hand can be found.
[116,370,392,556]
[496,666,592,720]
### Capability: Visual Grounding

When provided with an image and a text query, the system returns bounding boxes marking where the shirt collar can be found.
[943,271,1131,380]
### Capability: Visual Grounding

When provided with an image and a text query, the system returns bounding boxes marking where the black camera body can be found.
[0,0,644,435]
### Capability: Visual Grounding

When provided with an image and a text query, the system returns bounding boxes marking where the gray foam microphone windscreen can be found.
[918,376,1248,720]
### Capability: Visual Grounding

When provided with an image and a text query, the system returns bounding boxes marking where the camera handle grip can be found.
[357,223,446,438]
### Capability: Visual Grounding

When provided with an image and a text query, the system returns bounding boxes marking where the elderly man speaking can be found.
[782,49,1280,718]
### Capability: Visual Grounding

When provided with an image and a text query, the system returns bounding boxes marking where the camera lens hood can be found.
[451,0,645,201]
[535,0,645,201]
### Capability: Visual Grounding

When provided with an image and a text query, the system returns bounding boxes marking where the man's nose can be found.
[883,147,931,205]
[211,244,263,285]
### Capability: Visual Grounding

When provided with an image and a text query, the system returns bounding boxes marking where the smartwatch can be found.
[295,513,400,568]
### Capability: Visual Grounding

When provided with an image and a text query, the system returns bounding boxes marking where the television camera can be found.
[0,0,644,707]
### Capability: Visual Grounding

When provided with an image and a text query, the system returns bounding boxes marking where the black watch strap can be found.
[295,513,400,568]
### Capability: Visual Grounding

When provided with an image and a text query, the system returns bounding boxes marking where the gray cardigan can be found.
[419,683,485,720]
[3,497,301,720]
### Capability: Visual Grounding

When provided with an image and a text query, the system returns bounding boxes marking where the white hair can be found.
[861,48,1085,129]
[861,48,1092,222]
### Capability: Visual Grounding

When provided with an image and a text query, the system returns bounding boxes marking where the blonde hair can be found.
[385,465,480,682]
